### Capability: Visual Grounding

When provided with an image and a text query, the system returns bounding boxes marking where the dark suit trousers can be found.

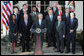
[56,35,64,52]
[47,31,54,46]
[66,33,76,52]
[21,37,30,51]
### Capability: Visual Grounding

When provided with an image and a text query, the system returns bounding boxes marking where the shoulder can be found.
[55,21,58,24]
[62,21,65,23]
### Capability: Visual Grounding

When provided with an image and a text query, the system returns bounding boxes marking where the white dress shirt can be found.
[39,19,42,26]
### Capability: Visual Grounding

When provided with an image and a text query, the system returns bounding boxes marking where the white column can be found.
[65,1,69,8]
[75,1,83,31]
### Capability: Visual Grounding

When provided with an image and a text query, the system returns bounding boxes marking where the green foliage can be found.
[2,35,9,42]
[58,1,65,5]
[58,1,65,11]
[77,31,83,51]
[13,1,18,5]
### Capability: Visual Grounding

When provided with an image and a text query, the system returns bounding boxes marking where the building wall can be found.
[75,1,83,31]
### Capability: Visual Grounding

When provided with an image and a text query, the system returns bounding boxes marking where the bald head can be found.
[38,13,43,19]
[57,16,62,21]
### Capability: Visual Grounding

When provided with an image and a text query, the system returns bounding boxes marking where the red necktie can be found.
[60,11,61,16]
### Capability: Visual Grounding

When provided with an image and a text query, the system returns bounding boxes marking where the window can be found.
[58,1,65,11]
[27,1,49,12]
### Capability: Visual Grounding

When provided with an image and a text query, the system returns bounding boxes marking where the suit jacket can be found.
[31,19,47,41]
[67,18,78,35]
[55,10,65,21]
[52,7,58,15]
[45,14,56,33]
[64,13,70,35]
[55,21,65,37]
[14,14,20,32]
[36,7,44,14]
[30,12,38,22]
[19,7,31,14]
[19,14,32,40]
[31,19,46,30]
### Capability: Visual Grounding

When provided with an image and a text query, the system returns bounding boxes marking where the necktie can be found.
[39,19,41,26]
[59,11,61,16]
[58,21,60,27]
[71,19,73,25]
[50,15,53,22]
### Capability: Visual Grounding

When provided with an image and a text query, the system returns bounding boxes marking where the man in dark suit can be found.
[31,13,47,48]
[19,12,32,52]
[19,3,31,15]
[66,12,78,54]
[55,5,65,21]
[45,9,56,47]
[36,3,44,14]
[30,7,38,23]
[54,16,65,53]
[64,8,70,47]
[52,2,58,15]
[26,3,31,14]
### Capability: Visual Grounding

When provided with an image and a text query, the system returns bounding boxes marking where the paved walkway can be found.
[1,41,83,55]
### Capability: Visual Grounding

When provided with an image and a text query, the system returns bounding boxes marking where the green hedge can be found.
[2,35,9,42]
[77,31,83,51]
[13,1,18,5]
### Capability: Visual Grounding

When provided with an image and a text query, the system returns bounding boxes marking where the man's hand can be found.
[70,29,74,33]
[63,35,65,38]
[19,33,22,36]
[13,33,17,36]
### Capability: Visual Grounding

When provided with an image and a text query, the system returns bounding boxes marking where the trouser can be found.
[47,32,54,46]
[66,33,76,52]
[21,38,30,51]
[56,35,64,52]
[53,35,56,48]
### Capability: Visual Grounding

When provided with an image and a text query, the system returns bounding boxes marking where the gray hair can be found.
[38,13,43,17]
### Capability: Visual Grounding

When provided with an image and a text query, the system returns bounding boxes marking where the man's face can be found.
[70,13,74,19]
[23,5,27,9]
[53,3,57,7]
[32,7,36,11]
[38,14,43,19]
[48,10,53,15]
[57,16,62,21]
[14,8,18,14]
[37,3,41,7]
[66,9,70,13]
[58,5,62,10]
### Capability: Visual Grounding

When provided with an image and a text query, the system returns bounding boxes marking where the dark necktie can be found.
[70,19,73,25]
